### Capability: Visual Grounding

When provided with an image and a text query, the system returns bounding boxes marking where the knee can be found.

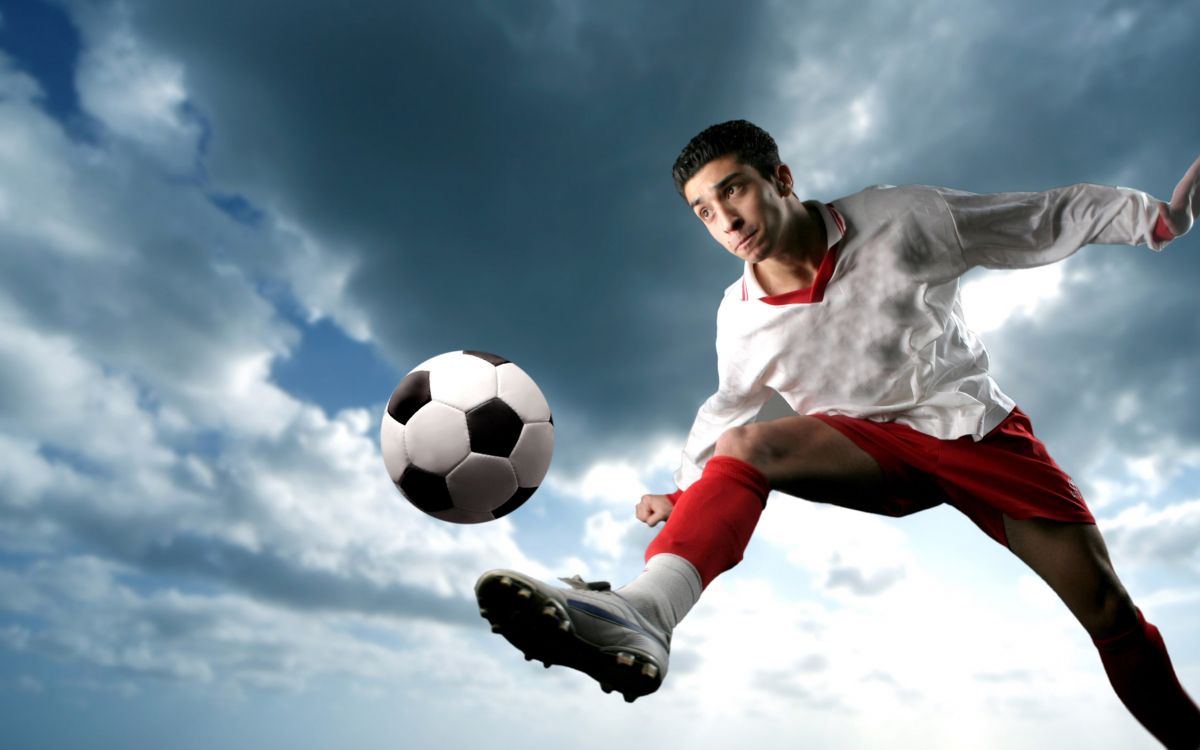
[714,423,763,466]
[714,420,809,473]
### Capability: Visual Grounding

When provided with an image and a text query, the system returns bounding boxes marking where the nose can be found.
[714,205,744,234]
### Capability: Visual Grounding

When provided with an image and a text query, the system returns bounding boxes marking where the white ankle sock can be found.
[617,553,702,632]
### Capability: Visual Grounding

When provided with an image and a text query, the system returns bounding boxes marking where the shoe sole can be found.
[475,571,664,703]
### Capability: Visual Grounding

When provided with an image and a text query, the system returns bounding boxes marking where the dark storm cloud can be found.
[108,0,779,470]
[92,0,1200,481]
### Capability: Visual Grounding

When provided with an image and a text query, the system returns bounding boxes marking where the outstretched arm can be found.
[938,156,1198,271]
[1162,154,1200,238]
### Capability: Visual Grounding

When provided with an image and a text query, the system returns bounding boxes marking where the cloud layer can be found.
[1,1,1197,748]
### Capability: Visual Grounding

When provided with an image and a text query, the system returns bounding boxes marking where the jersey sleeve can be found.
[936,183,1169,270]
[673,379,771,490]
[672,298,772,490]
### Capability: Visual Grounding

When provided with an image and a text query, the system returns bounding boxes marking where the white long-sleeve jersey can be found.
[675,182,1169,490]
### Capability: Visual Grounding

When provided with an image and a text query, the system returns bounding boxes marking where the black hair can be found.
[671,119,781,199]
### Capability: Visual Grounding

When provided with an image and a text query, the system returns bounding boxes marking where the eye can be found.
[724,183,740,197]
[698,207,712,221]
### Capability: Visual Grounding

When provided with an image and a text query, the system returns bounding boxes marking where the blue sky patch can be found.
[271,316,400,416]
[0,0,85,131]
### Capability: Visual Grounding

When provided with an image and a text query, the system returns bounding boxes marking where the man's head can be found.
[671,120,782,199]
[675,121,807,266]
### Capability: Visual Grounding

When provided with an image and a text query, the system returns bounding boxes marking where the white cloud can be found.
[0,16,552,696]
[960,264,1066,333]
[547,439,678,507]
[757,495,917,599]
[0,61,114,260]
[72,3,204,172]
[1101,498,1200,570]
[642,570,1143,749]
[0,299,170,469]
[582,509,643,559]
[0,556,459,691]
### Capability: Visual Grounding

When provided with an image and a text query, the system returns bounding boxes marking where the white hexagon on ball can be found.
[496,362,551,423]
[447,453,518,514]
[404,400,470,475]
[428,353,497,411]
[510,422,554,487]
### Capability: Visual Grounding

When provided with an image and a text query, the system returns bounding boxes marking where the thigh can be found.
[1002,514,1137,639]
[720,415,887,510]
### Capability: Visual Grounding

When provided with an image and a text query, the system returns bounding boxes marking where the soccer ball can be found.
[380,350,554,524]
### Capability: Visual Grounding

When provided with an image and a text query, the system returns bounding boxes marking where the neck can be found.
[754,199,827,295]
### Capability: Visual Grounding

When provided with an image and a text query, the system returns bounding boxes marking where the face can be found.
[683,154,792,264]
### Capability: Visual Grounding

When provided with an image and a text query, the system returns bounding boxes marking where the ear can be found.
[772,163,794,197]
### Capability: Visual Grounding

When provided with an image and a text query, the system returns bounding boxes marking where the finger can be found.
[1167,155,1200,235]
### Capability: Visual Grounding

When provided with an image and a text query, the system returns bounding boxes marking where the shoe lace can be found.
[558,574,611,592]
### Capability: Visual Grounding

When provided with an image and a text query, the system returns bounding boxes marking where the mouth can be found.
[734,228,758,253]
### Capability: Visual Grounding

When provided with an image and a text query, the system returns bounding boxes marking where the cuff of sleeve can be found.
[665,489,683,506]
[1152,213,1175,244]
[1149,212,1175,252]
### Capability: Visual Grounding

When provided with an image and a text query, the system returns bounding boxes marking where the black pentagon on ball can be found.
[464,350,509,366]
[387,370,432,425]
[398,465,454,513]
[492,486,537,519]
[466,398,524,457]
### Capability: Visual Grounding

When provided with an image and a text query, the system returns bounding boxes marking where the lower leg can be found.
[627,417,884,631]
[616,455,767,636]
[1092,606,1200,750]
[642,416,885,587]
[643,454,771,589]
[1003,515,1200,749]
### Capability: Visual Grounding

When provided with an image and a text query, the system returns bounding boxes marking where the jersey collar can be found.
[740,201,846,304]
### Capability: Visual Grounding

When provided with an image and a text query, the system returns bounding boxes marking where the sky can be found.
[0,0,1198,748]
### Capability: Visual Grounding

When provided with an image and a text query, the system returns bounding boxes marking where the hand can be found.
[1163,154,1200,237]
[635,493,674,527]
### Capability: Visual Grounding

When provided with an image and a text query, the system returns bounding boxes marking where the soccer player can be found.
[476,120,1200,749]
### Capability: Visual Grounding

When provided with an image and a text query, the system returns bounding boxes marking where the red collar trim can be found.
[758,242,840,305]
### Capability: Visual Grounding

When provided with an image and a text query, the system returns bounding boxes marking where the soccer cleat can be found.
[475,569,671,702]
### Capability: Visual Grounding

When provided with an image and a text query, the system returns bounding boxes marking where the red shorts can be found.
[812,407,1095,549]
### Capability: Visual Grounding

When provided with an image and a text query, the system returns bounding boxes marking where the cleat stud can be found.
[542,661,552,669]
[478,607,489,618]
[490,624,503,634]
[558,620,570,632]
[641,663,659,678]
[516,588,532,599]
[498,576,513,587]
[541,605,557,617]
[623,694,636,703]
[615,652,635,667]
[600,683,613,694]
[524,654,533,661]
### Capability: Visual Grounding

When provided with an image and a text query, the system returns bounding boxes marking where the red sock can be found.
[644,455,770,588]
[1092,606,1200,749]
